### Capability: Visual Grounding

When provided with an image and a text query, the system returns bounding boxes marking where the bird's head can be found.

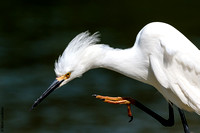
[31,31,100,110]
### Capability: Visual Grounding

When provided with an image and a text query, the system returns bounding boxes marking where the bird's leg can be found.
[134,100,175,127]
[93,94,175,127]
[178,108,190,133]
[92,94,133,122]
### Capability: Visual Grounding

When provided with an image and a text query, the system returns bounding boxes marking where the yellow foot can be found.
[92,94,135,122]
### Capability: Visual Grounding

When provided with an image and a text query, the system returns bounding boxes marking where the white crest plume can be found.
[54,31,100,76]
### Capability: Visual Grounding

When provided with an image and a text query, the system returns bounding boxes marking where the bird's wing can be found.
[149,36,200,114]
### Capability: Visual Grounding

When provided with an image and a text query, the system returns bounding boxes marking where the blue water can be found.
[1,1,200,133]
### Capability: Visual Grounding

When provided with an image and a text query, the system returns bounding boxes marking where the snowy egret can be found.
[31,22,200,133]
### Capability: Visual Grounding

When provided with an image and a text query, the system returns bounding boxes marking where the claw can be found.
[92,94,97,97]
[129,116,133,122]
[92,94,106,101]
[127,104,133,122]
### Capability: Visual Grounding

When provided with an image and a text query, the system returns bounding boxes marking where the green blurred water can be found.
[1,0,200,133]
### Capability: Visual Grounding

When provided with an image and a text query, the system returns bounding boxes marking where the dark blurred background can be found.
[1,0,200,133]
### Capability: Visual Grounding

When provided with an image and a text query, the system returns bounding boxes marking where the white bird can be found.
[32,22,200,132]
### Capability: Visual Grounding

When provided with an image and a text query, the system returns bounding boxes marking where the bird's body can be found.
[32,22,200,132]
[134,22,200,114]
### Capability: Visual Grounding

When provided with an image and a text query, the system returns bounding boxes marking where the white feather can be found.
[54,31,100,76]
[142,22,200,114]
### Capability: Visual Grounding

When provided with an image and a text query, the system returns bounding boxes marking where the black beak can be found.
[31,79,64,110]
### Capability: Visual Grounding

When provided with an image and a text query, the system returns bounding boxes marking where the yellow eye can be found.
[65,72,71,79]
[56,72,71,81]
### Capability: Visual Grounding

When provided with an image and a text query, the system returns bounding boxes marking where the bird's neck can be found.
[85,44,149,83]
